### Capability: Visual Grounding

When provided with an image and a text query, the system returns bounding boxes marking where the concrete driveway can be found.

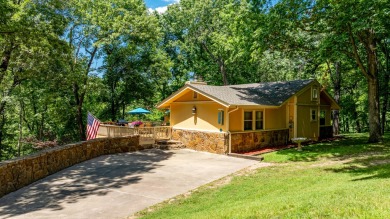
[0,149,258,219]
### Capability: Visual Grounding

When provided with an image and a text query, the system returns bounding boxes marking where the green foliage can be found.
[139,133,390,218]
[1,0,389,160]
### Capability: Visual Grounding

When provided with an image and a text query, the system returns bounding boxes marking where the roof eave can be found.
[156,84,231,109]
[187,84,230,107]
[321,90,341,110]
[156,85,190,109]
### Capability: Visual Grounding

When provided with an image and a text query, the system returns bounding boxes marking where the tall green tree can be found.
[0,0,69,157]
[271,0,390,142]
[64,0,159,140]
[162,0,267,85]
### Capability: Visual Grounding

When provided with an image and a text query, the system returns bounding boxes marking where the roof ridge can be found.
[189,79,315,88]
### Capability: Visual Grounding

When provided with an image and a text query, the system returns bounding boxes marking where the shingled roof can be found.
[187,79,315,106]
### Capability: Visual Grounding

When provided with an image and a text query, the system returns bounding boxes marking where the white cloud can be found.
[148,6,168,14]
[155,6,168,14]
[148,0,180,14]
[163,0,180,3]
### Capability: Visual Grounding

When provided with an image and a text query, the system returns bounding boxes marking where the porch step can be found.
[154,139,185,150]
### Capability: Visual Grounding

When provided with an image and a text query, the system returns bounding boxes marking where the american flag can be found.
[86,112,101,140]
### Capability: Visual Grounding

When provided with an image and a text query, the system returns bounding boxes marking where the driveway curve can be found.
[0,149,258,219]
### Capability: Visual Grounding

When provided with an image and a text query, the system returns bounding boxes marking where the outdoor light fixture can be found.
[192,106,197,114]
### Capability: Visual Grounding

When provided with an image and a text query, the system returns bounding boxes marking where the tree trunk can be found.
[0,43,13,85]
[110,88,116,121]
[74,46,97,141]
[348,26,382,142]
[18,101,22,157]
[200,42,229,85]
[0,114,5,158]
[219,60,229,85]
[366,35,382,142]
[380,42,389,134]
[381,72,389,134]
[367,76,382,142]
[76,104,84,140]
[352,109,361,133]
[331,62,341,135]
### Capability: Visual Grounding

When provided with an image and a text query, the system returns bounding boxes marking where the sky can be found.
[144,0,180,14]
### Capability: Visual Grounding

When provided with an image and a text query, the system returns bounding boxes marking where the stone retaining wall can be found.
[231,129,289,153]
[172,129,228,154]
[0,136,140,198]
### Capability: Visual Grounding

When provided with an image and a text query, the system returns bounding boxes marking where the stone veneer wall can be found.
[0,136,140,198]
[172,129,228,154]
[231,129,289,153]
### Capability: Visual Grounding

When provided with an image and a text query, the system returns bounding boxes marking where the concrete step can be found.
[155,139,182,145]
[154,139,185,150]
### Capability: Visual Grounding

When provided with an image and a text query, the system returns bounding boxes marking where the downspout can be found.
[227,106,239,154]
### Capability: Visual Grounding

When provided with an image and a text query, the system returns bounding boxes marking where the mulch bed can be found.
[238,136,344,156]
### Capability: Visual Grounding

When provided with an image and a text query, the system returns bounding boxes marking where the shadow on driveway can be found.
[0,149,173,218]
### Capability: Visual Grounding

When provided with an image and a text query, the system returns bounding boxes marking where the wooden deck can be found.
[97,125,171,145]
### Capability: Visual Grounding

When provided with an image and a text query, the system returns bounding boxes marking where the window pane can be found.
[256,111,263,120]
[218,111,224,125]
[311,110,316,120]
[244,112,252,120]
[244,121,252,130]
[255,111,263,129]
[256,121,263,129]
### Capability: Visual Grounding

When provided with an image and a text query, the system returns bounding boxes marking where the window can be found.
[244,111,264,130]
[255,111,263,130]
[193,91,198,99]
[311,108,317,121]
[218,110,224,125]
[320,110,326,126]
[312,87,318,100]
[244,111,253,130]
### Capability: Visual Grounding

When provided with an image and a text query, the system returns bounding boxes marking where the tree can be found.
[0,0,69,157]
[162,0,267,85]
[271,0,390,142]
[64,0,160,140]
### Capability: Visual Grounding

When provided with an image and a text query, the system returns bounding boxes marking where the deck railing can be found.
[97,125,136,138]
[97,124,171,145]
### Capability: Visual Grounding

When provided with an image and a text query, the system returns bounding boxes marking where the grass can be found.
[136,133,390,219]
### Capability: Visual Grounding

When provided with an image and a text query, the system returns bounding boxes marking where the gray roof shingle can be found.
[188,79,314,106]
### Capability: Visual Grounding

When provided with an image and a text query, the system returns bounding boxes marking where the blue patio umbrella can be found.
[127,107,150,115]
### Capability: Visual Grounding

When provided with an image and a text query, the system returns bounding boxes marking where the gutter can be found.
[227,106,239,154]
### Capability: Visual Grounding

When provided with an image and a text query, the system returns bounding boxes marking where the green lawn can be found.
[137,133,390,218]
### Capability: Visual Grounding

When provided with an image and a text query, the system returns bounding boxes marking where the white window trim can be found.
[243,110,264,131]
[218,110,224,125]
[244,111,253,131]
[255,111,264,130]
[311,86,318,101]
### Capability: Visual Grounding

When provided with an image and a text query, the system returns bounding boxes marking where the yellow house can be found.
[157,79,340,154]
